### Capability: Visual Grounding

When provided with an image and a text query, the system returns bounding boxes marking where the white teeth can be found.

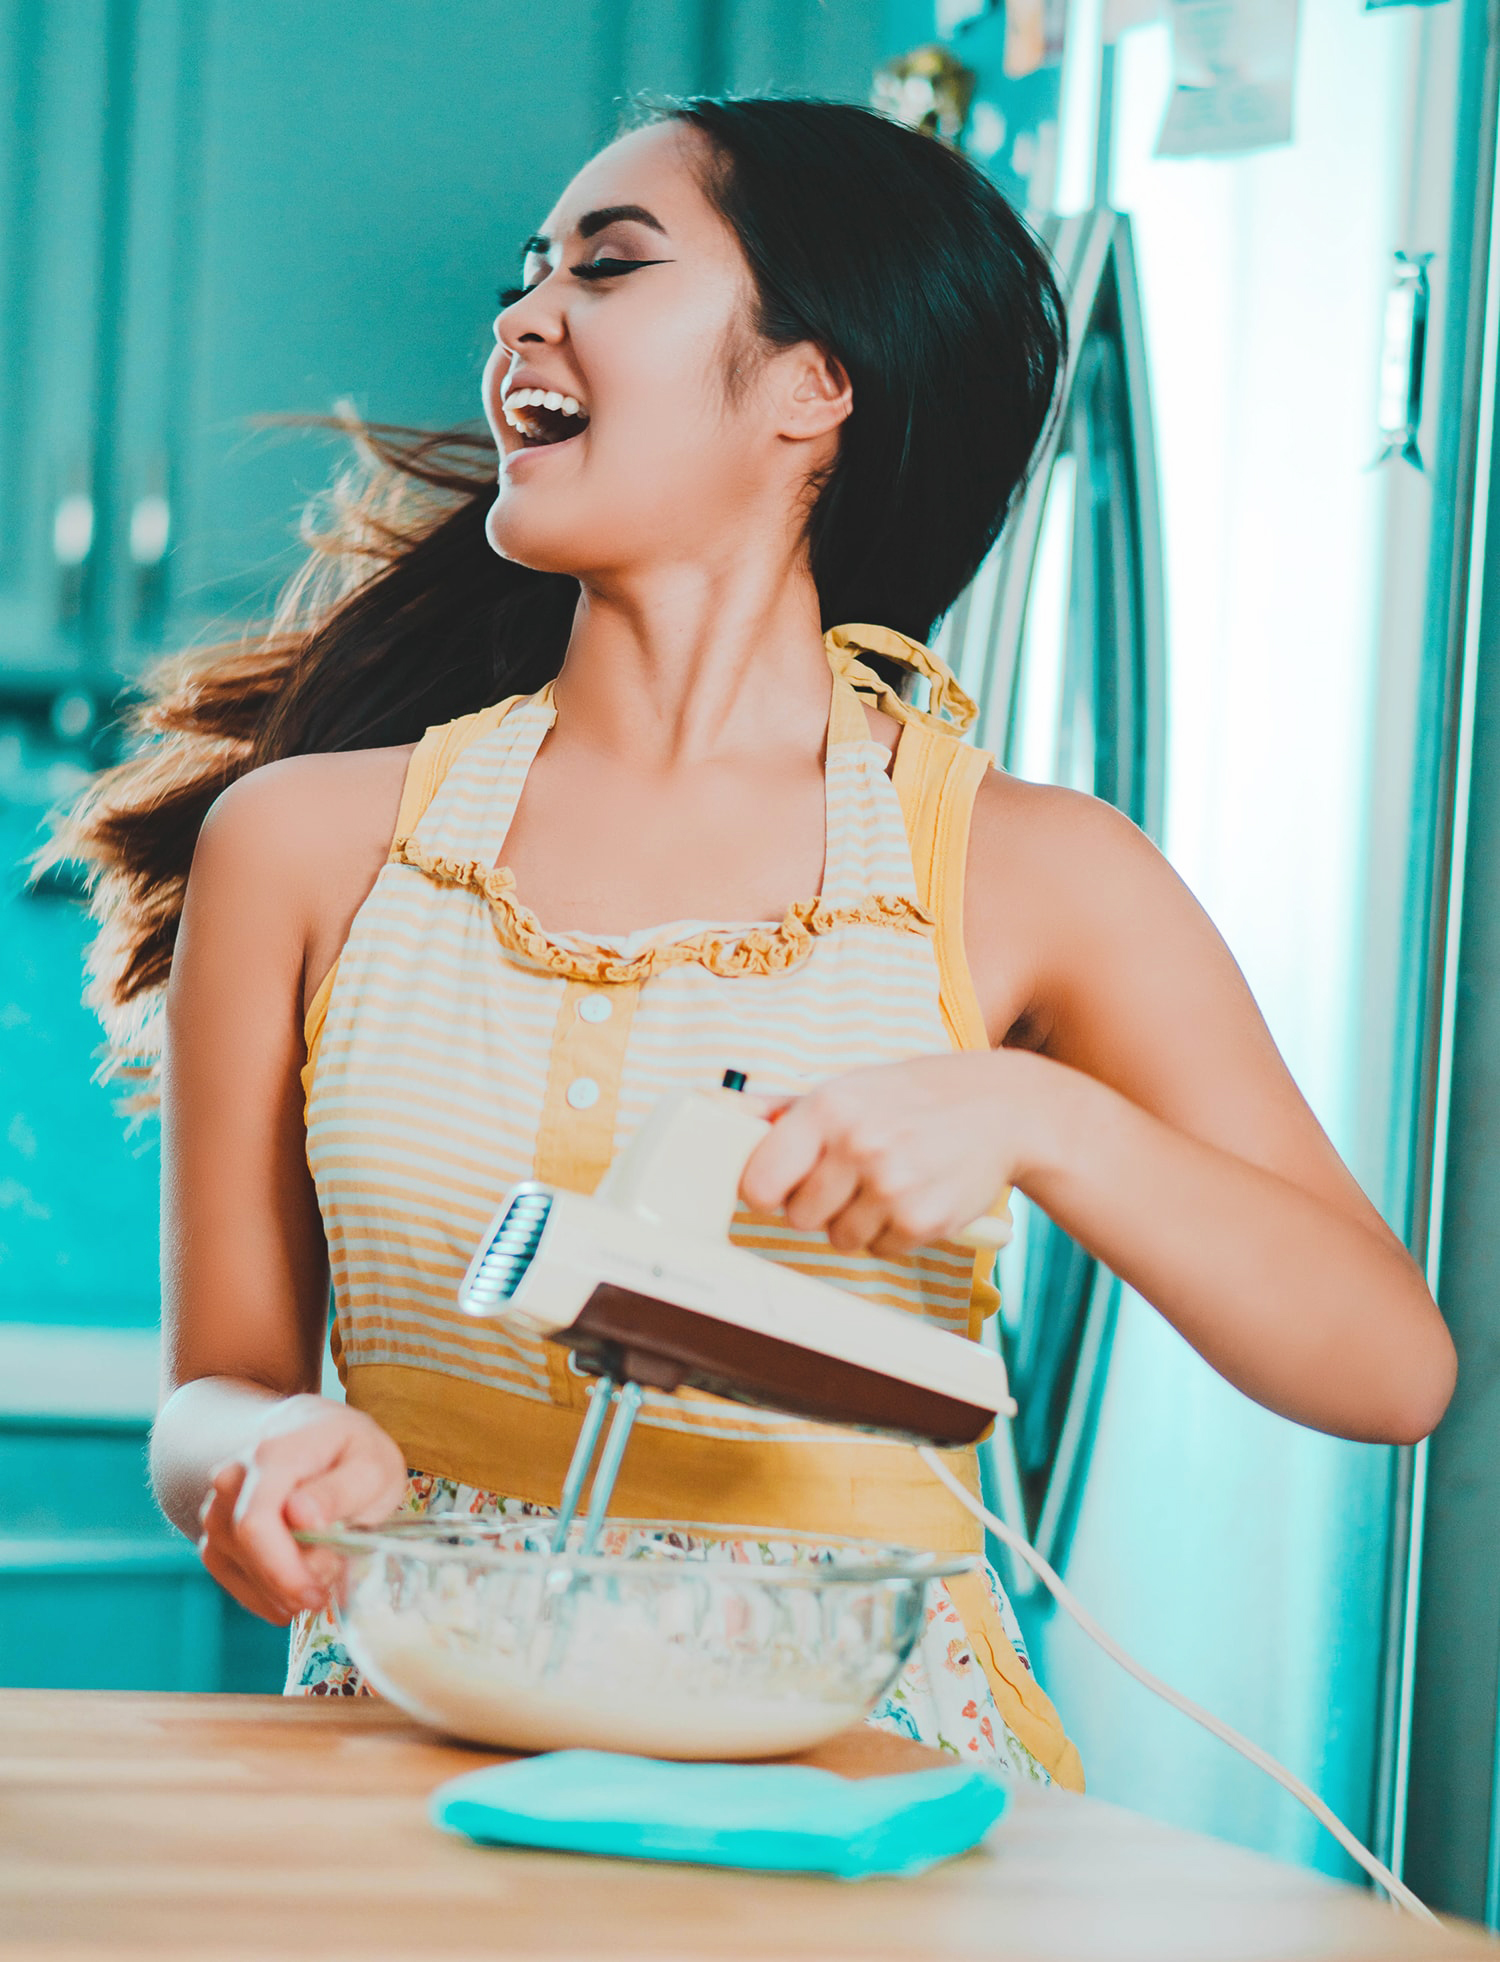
[501,386,588,437]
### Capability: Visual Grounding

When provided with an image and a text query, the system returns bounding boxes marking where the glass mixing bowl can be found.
[296,1513,972,1760]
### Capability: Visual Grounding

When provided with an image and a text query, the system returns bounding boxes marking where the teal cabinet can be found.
[0,1412,286,1692]
[135,0,613,643]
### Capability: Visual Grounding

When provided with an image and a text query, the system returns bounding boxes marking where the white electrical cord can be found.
[917,1446,1437,1924]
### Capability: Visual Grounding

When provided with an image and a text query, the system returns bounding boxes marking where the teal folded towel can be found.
[431,1750,1007,1878]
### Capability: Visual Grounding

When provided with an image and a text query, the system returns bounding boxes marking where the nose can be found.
[494,280,562,353]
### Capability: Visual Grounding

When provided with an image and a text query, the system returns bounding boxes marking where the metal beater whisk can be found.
[548,1376,645,1556]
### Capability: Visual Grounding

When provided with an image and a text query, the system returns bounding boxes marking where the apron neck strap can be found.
[823,622,979,737]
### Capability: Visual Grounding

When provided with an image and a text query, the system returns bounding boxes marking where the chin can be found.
[483,494,583,577]
[485,489,650,585]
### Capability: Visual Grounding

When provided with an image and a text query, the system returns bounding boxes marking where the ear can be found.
[775,343,853,443]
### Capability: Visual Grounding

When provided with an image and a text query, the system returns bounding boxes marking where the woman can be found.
[60,98,1453,1787]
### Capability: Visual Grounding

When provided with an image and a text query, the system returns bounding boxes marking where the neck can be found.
[554,553,833,766]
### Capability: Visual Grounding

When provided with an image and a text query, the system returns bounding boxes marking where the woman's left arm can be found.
[741,777,1455,1445]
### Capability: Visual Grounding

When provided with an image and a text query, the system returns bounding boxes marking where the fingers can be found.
[826,1184,942,1257]
[230,1434,339,1610]
[739,1100,828,1214]
[782,1153,861,1234]
[214,1419,353,1608]
[284,1436,406,1534]
[195,1405,411,1627]
[870,1211,939,1260]
[198,1469,307,1623]
[741,1090,902,1249]
[197,1528,299,1626]
[740,1058,1006,1258]
[279,1425,405,1609]
[824,1187,890,1254]
[280,1446,402,1609]
[873,1178,953,1257]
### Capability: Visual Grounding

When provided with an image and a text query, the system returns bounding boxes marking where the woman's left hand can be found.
[739,1050,1038,1258]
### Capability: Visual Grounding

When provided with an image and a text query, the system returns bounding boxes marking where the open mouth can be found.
[502,387,590,449]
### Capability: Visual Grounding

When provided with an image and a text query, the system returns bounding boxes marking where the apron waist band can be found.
[345,1362,987,1553]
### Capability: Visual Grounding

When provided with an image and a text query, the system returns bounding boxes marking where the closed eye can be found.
[571,256,671,282]
[496,257,670,309]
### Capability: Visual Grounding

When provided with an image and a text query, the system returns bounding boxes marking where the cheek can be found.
[594,380,758,544]
[585,298,743,461]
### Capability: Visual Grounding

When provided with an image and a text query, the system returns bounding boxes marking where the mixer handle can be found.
[599,1086,1014,1253]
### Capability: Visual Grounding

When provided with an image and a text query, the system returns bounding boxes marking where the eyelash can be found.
[496,259,651,308]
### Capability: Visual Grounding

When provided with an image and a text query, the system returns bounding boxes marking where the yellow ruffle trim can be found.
[390,837,935,984]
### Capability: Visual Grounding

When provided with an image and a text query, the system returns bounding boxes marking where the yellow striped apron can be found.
[297,623,1082,1790]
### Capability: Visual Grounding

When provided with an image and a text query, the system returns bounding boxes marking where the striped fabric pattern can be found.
[305,685,984,1451]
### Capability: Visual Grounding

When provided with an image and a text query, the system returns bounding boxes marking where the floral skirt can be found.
[286,1470,1049,1782]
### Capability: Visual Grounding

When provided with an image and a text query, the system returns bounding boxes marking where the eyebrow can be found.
[520,205,669,260]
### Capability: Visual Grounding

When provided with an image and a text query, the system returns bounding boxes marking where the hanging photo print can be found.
[1155,0,1300,158]
[1004,0,1067,78]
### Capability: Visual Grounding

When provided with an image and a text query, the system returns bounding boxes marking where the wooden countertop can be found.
[0,1691,1492,1961]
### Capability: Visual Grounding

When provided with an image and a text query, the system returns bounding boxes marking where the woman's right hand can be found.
[196,1395,408,1624]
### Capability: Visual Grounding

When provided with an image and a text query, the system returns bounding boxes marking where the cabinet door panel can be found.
[156,1,608,647]
[0,0,114,687]
[0,1414,288,1693]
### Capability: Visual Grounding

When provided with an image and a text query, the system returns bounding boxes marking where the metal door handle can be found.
[52,491,94,627]
[129,491,170,566]
[129,485,171,633]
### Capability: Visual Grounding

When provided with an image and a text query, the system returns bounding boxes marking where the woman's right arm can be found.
[151,757,408,1623]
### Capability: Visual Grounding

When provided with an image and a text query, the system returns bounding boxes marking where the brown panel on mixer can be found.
[555,1283,993,1447]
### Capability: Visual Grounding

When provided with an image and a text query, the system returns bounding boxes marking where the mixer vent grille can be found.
[462,1187,553,1313]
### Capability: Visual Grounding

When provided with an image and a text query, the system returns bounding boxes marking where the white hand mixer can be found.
[458,1074,1015,1556]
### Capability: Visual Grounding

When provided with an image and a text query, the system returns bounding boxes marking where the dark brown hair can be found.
[46,96,1064,1074]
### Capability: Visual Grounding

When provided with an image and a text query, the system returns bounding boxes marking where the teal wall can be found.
[0,0,886,1693]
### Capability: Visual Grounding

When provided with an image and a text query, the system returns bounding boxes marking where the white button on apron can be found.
[577,994,613,1023]
[566,1077,600,1110]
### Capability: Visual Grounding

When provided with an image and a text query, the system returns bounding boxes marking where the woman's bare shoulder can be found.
[198,745,416,880]
[189,745,417,1005]
[968,765,1159,882]
[962,765,1180,1043]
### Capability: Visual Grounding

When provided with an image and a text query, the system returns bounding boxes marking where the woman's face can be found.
[482,122,843,582]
